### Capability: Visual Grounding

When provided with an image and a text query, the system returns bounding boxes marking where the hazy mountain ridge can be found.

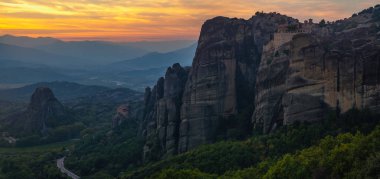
[34,41,148,65]
[0,34,61,48]
[72,44,196,90]
[124,40,196,53]
[0,35,147,64]
[106,43,196,71]
[0,36,197,90]
[0,67,73,84]
[0,35,196,66]
[0,81,110,102]
[0,42,89,68]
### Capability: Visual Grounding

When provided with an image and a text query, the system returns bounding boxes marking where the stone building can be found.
[264,19,315,51]
[112,104,130,128]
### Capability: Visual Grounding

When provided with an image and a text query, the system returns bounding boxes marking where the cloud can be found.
[0,0,378,41]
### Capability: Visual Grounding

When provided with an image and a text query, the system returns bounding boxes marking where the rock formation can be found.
[142,5,380,158]
[142,63,189,159]
[179,16,256,152]
[142,13,298,157]
[1,87,68,136]
[253,41,291,133]
[253,6,380,133]
[112,104,130,128]
[179,13,298,152]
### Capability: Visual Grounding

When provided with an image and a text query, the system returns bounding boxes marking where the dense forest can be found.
[0,106,379,179]
[58,108,380,178]
[0,142,70,179]
[123,109,380,179]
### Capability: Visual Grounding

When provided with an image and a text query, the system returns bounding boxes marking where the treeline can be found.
[65,118,144,178]
[13,122,85,147]
[0,147,68,179]
[122,108,379,178]
[0,154,66,179]
[149,126,380,179]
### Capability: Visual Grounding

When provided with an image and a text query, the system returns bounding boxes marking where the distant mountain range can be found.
[0,35,147,67]
[78,44,196,90]
[105,43,196,71]
[123,40,196,53]
[0,35,61,48]
[0,35,196,66]
[0,35,197,90]
[0,43,88,68]
[0,81,109,102]
[0,81,144,104]
[0,66,73,84]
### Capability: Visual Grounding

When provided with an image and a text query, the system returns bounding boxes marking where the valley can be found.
[0,35,196,91]
[0,140,76,179]
[0,3,379,179]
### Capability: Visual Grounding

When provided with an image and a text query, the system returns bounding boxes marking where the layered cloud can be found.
[0,0,377,41]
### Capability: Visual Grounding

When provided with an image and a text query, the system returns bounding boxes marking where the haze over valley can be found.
[0,34,196,90]
[0,1,379,179]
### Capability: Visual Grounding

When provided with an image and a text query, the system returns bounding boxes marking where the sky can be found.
[0,0,378,41]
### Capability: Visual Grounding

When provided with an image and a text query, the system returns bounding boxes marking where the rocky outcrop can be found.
[142,13,299,156]
[253,41,291,133]
[142,63,189,159]
[178,13,298,152]
[112,104,130,128]
[178,16,258,152]
[1,87,68,136]
[142,5,380,158]
[253,7,380,133]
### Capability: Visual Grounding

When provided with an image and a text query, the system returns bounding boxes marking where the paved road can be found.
[3,136,16,144]
[57,157,80,179]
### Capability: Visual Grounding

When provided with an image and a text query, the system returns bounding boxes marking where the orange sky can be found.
[0,0,378,41]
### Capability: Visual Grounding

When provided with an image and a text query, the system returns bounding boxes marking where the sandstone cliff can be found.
[142,5,380,159]
[180,16,255,152]
[179,13,299,152]
[253,6,380,133]
[142,63,189,159]
[142,13,298,157]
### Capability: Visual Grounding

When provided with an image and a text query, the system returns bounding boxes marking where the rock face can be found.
[253,7,380,133]
[178,14,299,152]
[178,17,258,152]
[142,6,380,158]
[253,41,291,133]
[142,13,298,157]
[142,63,189,159]
[1,87,67,136]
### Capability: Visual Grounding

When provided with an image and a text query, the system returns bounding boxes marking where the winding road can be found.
[57,157,80,179]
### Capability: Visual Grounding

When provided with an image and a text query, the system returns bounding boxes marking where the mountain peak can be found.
[27,87,65,120]
[0,87,68,136]
[29,87,57,108]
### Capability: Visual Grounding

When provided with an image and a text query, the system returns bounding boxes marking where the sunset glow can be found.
[0,0,377,41]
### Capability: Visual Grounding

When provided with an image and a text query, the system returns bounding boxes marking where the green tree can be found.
[319,19,326,27]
